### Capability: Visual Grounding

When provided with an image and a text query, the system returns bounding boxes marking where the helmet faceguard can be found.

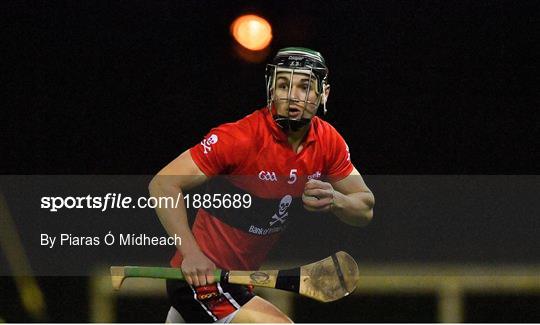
[265,47,329,132]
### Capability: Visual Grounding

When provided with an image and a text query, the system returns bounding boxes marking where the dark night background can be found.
[1,0,539,322]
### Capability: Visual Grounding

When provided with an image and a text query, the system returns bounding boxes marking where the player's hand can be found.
[180,250,216,287]
[302,179,335,212]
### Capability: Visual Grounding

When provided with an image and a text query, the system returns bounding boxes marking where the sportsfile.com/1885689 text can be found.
[40,193,252,212]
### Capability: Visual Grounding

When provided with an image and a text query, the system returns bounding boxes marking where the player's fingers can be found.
[205,269,216,284]
[183,272,194,286]
[311,197,333,207]
[303,197,333,209]
[302,193,318,204]
[305,179,332,190]
[304,188,331,198]
[197,270,207,286]
[190,271,200,287]
[304,179,323,189]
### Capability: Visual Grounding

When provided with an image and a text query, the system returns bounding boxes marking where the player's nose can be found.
[291,87,307,102]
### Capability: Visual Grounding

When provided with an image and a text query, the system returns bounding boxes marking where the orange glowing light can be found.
[231,15,272,51]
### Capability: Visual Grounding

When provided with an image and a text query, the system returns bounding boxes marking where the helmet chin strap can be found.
[273,115,311,132]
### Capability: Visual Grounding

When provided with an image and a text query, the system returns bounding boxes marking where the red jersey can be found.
[170,108,353,270]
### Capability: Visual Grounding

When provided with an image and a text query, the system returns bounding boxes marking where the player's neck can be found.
[286,125,309,153]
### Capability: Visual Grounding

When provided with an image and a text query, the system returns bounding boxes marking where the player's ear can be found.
[322,84,330,104]
[321,83,331,115]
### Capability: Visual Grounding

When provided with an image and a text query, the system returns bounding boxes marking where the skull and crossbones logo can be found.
[270,195,292,226]
[201,134,219,154]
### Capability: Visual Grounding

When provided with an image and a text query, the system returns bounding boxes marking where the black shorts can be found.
[166,279,255,323]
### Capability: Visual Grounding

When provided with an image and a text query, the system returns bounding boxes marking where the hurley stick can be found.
[111,251,359,302]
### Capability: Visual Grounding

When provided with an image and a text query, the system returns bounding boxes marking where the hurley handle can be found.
[123,266,223,281]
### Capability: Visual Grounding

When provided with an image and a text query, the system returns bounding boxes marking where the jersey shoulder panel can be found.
[189,111,258,176]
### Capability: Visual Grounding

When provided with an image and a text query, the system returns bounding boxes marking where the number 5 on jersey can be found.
[287,169,297,184]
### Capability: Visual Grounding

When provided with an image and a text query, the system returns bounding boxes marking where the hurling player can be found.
[150,47,374,323]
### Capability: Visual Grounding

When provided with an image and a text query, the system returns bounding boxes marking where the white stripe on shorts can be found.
[217,282,242,310]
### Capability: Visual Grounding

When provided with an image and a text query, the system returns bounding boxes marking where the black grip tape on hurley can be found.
[275,267,301,293]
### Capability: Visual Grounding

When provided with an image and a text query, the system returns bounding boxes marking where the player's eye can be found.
[297,83,310,92]
[277,82,289,90]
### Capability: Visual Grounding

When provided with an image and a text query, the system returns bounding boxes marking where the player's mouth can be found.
[288,107,303,118]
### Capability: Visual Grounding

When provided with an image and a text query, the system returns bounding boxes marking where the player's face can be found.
[273,71,320,120]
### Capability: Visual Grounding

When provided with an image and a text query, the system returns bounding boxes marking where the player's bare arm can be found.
[302,167,374,226]
[148,150,216,286]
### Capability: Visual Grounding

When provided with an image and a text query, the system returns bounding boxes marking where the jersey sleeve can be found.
[189,124,243,176]
[325,126,354,181]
